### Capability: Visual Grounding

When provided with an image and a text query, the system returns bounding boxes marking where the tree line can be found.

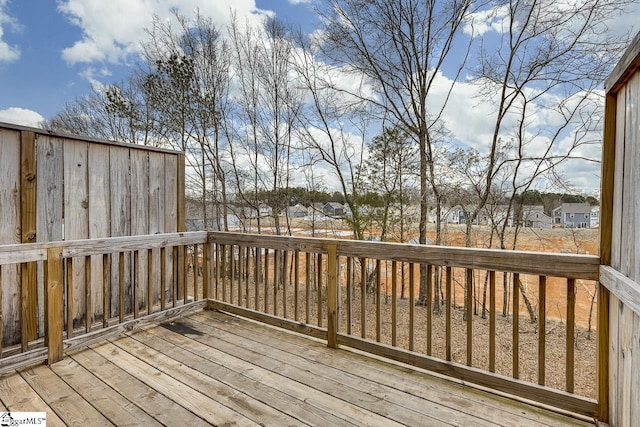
[45,1,628,310]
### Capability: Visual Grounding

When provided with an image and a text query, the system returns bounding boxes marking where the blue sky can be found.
[0,0,316,125]
[0,0,638,194]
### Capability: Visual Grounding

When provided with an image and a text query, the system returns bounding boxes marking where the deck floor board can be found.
[0,310,594,426]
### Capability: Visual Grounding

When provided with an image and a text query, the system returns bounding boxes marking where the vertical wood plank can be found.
[409,263,415,351]
[609,294,620,427]
[263,248,269,311]
[164,154,177,303]
[36,135,63,339]
[65,258,73,339]
[513,273,520,379]
[426,264,432,355]
[273,249,279,316]
[566,278,576,393]
[610,89,626,271]
[446,266,452,361]
[391,260,397,347]
[46,247,63,364]
[110,147,131,317]
[489,270,496,372]
[88,143,110,326]
[294,250,300,321]
[327,244,338,349]
[375,259,381,343]
[306,253,311,325]
[317,253,323,328]
[64,140,89,329]
[360,258,366,339]
[203,243,211,300]
[102,254,110,327]
[130,150,149,312]
[466,268,473,366]
[346,257,352,335]
[254,248,260,311]
[597,284,610,422]
[0,129,22,347]
[20,130,37,345]
[84,256,91,332]
[538,275,547,385]
[282,250,288,319]
[630,312,640,423]
[148,152,165,308]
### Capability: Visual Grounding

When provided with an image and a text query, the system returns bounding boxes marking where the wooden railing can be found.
[0,232,208,371]
[205,231,602,419]
[0,231,603,420]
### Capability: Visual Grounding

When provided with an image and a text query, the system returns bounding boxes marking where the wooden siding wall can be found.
[600,32,640,426]
[0,123,184,348]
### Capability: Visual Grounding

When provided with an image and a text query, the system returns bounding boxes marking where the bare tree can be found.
[316,0,475,303]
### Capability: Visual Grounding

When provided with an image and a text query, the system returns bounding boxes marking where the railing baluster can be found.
[426,264,433,355]
[317,253,323,328]
[294,250,300,321]
[446,266,452,361]
[47,247,64,364]
[264,248,270,313]
[489,270,496,372]
[409,262,415,351]
[254,247,259,311]
[392,260,397,347]
[567,278,576,393]
[360,257,366,339]
[66,258,73,338]
[147,249,153,313]
[282,250,288,319]
[229,245,236,304]
[305,252,311,325]
[467,268,473,366]
[237,245,244,307]
[346,256,352,335]
[0,268,3,355]
[118,252,125,324]
[133,250,139,319]
[85,255,92,332]
[327,244,338,349]
[538,275,547,385]
[193,244,199,302]
[376,259,381,343]
[274,249,279,317]
[172,247,178,308]
[160,247,166,311]
[203,243,210,300]
[244,246,250,308]
[102,254,110,327]
[222,245,227,303]
[513,272,520,379]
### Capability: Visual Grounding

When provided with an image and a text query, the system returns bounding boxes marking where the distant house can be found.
[287,204,308,218]
[552,203,593,228]
[521,205,552,229]
[590,206,600,228]
[323,202,345,218]
[307,203,325,217]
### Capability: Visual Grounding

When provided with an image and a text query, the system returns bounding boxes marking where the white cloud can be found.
[57,0,273,66]
[0,0,20,62]
[0,107,45,127]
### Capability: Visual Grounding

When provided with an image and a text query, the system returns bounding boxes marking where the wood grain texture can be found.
[20,131,38,345]
[605,31,640,94]
[208,231,600,280]
[0,128,22,347]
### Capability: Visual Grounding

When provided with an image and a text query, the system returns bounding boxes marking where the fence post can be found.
[327,244,338,349]
[47,247,64,364]
[597,283,609,423]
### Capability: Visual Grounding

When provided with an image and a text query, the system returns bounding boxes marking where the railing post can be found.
[46,247,64,364]
[597,283,610,423]
[327,244,338,349]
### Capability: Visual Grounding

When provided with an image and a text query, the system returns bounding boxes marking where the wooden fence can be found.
[0,122,185,348]
[599,31,640,425]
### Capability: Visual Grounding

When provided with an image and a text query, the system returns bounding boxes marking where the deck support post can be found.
[46,247,64,364]
[327,244,338,349]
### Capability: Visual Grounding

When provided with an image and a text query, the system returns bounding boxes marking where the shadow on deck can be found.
[0,309,593,426]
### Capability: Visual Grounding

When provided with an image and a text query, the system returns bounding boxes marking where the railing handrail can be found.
[207,231,600,280]
[0,231,207,265]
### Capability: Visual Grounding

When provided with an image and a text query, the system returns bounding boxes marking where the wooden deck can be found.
[0,310,594,426]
